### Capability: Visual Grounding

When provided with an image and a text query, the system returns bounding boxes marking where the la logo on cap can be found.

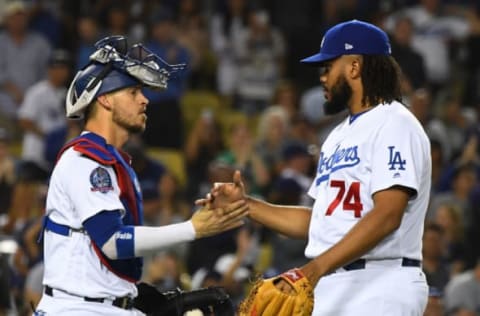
[345,43,353,50]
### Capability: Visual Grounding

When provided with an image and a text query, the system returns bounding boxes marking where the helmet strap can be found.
[86,62,114,92]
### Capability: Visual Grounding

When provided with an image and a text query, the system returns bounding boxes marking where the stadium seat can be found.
[180,90,225,135]
[146,148,187,189]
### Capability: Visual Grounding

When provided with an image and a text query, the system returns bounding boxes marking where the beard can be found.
[113,110,146,134]
[324,75,352,115]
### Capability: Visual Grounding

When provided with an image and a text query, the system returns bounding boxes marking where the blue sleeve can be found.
[83,210,135,258]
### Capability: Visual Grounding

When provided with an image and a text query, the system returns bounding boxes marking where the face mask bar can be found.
[89,36,186,90]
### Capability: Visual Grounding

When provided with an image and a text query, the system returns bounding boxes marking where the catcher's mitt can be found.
[134,282,234,316]
[238,268,314,316]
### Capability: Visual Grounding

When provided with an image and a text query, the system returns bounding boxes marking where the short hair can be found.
[257,106,289,142]
[424,222,444,236]
[452,162,477,179]
[360,55,403,107]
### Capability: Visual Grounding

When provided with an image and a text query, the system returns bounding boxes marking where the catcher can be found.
[35,35,247,315]
[198,19,430,316]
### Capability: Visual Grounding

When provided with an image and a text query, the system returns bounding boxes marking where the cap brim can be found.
[300,52,338,65]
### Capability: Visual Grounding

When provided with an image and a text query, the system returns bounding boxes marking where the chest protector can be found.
[57,133,144,282]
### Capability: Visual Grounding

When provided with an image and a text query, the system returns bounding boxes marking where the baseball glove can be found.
[134,282,234,316]
[238,268,314,316]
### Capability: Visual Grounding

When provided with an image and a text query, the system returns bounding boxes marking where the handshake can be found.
[191,170,315,316]
[190,170,249,238]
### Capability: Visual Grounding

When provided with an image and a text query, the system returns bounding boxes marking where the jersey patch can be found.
[90,167,114,193]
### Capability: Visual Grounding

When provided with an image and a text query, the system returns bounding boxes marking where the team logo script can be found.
[316,145,360,185]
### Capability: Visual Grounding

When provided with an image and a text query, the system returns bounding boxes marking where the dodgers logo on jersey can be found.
[90,167,114,193]
[387,146,406,171]
[316,145,360,185]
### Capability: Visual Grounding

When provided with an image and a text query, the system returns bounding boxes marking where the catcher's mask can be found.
[65,35,185,119]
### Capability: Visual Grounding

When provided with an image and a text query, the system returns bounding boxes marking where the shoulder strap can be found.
[57,136,116,166]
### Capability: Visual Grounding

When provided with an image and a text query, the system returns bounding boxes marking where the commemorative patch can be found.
[90,167,114,193]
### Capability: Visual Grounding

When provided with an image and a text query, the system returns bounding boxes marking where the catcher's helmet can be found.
[66,35,185,119]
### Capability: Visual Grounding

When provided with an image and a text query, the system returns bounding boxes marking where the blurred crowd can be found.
[0,0,479,315]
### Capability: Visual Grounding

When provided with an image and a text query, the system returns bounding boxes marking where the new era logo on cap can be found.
[301,20,391,65]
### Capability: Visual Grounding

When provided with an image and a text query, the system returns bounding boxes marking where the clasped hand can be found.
[191,198,249,238]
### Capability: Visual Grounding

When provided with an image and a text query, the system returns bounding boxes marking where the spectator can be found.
[300,84,346,144]
[385,0,475,96]
[234,9,286,115]
[211,227,257,307]
[267,143,314,274]
[216,120,270,197]
[436,133,480,193]
[157,173,191,227]
[142,8,191,149]
[439,96,471,160]
[0,244,12,314]
[428,162,477,224]
[444,259,480,316]
[288,114,319,150]
[123,137,167,225]
[24,261,44,312]
[269,142,314,208]
[409,88,449,158]
[465,184,480,269]
[389,15,427,92]
[186,163,239,275]
[433,204,467,275]
[422,223,451,293]
[4,50,70,234]
[0,129,16,217]
[463,16,480,106]
[17,49,71,175]
[142,251,185,292]
[184,111,224,203]
[254,106,290,180]
[75,15,101,70]
[423,286,445,316]
[104,4,130,37]
[28,0,63,47]
[176,0,216,89]
[270,80,301,122]
[431,139,445,193]
[11,218,43,314]
[0,0,51,119]
[191,224,257,303]
[210,0,250,97]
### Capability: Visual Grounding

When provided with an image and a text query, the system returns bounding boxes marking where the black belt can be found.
[343,257,421,271]
[45,285,134,310]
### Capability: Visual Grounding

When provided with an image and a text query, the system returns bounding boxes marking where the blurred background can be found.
[0,0,479,315]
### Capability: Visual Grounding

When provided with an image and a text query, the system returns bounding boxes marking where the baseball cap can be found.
[3,1,27,19]
[214,254,251,281]
[48,49,72,67]
[301,20,391,65]
[282,142,310,161]
[150,7,174,25]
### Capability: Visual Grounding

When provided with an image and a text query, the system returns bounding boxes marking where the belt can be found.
[38,216,86,242]
[342,257,421,271]
[43,216,85,236]
[45,285,134,310]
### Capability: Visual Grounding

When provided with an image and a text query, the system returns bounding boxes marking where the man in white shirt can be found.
[202,20,432,316]
[18,49,71,175]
